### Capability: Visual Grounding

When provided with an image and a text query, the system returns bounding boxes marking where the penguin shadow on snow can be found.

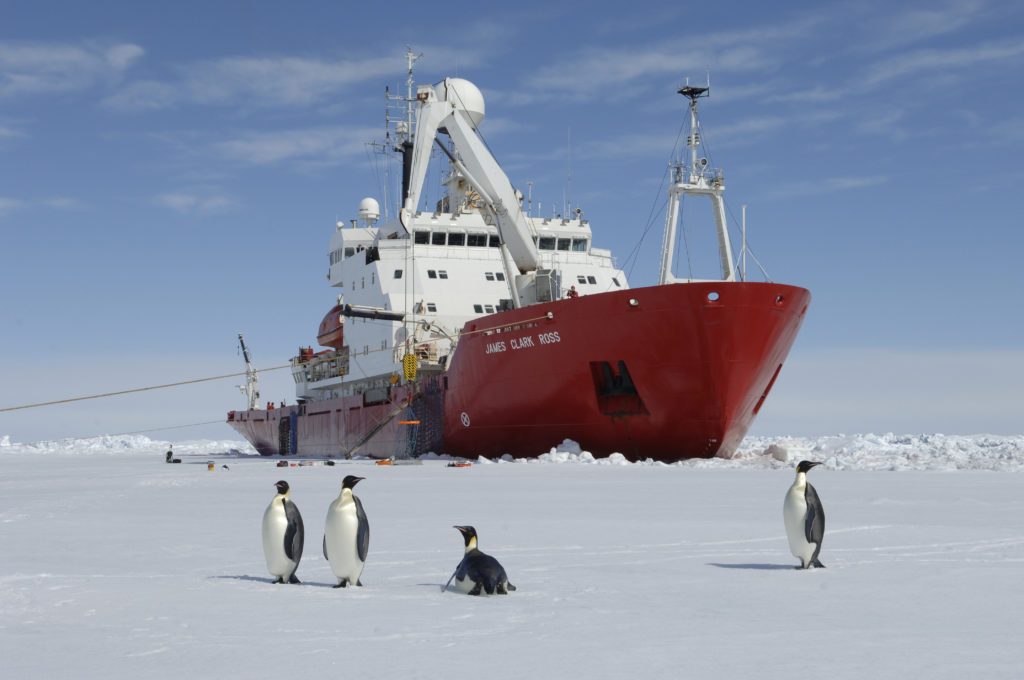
[706,562,799,571]
[210,575,340,588]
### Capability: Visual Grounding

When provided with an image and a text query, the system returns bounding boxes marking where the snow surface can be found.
[2,434,1024,678]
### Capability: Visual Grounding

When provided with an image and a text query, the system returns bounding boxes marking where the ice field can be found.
[2,434,1023,678]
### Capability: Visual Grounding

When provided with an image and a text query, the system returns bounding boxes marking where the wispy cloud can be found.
[0,41,144,97]
[519,16,822,102]
[215,125,379,165]
[156,192,235,215]
[769,175,887,199]
[864,39,1024,86]
[0,196,24,215]
[857,0,991,52]
[105,44,488,111]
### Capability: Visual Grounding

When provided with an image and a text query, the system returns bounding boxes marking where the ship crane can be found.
[402,78,547,309]
[237,333,260,411]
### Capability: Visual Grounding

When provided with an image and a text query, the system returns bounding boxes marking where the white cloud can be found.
[768,175,887,199]
[156,192,235,215]
[215,126,378,165]
[0,196,24,215]
[864,40,1024,86]
[0,41,144,97]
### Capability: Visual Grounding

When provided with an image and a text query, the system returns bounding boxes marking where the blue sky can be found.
[2,0,1022,443]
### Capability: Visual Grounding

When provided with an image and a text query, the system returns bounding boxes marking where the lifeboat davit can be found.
[317,305,345,349]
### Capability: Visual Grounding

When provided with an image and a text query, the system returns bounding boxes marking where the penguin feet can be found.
[288,575,301,584]
[468,582,483,596]
[356,579,363,587]
[274,578,285,584]
[812,559,826,568]
[334,579,349,588]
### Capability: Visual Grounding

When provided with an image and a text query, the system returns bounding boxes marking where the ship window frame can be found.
[414,231,430,244]
[427,270,437,279]
[488,235,501,247]
[431,232,447,246]
[467,233,487,247]
[612,277,621,287]
[438,270,448,280]
[344,247,355,257]
[557,238,572,251]
[394,269,403,279]
[577,275,587,284]
[426,302,437,313]
[447,232,466,246]
[538,237,556,251]
[484,304,495,314]
[587,275,597,284]
[571,239,588,252]
[496,272,505,281]
[473,304,484,313]
[485,272,494,281]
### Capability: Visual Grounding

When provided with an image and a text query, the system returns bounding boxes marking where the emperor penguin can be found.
[323,475,369,588]
[444,526,516,595]
[783,460,826,569]
[261,480,305,583]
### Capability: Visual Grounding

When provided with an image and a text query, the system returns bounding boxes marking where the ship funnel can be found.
[358,197,380,225]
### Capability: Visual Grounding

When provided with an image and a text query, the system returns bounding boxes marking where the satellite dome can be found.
[358,197,380,225]
[445,78,485,127]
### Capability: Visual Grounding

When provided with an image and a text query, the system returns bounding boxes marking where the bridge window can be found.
[485,272,494,281]
[448,233,465,246]
[344,247,355,257]
[414,231,429,244]
[489,235,501,247]
[428,270,437,279]
[484,305,495,313]
[557,238,571,251]
[426,303,437,312]
[572,239,587,252]
[431,232,447,246]
[496,272,505,281]
[612,277,621,287]
[473,304,484,313]
[394,269,403,279]
[577,275,587,284]
[587,275,597,284]
[438,270,448,279]
[539,237,555,250]
[468,233,487,247]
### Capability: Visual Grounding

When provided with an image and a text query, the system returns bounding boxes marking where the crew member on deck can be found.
[567,285,579,299]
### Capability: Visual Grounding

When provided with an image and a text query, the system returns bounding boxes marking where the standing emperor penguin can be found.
[444,526,516,595]
[323,475,369,588]
[783,460,826,569]
[262,480,305,583]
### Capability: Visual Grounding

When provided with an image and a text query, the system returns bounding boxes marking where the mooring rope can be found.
[0,365,291,413]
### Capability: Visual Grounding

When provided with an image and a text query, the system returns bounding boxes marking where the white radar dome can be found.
[358,197,380,224]
[445,78,485,127]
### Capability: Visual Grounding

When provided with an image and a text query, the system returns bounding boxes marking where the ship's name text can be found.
[485,331,561,355]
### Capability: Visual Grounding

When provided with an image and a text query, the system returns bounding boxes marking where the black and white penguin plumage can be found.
[323,475,369,588]
[262,480,304,583]
[444,526,516,595]
[783,460,826,569]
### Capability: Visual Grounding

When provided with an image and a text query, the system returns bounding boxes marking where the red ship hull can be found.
[227,281,809,461]
[444,281,809,459]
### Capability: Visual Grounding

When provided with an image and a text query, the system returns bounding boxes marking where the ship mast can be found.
[658,82,735,284]
[237,333,260,410]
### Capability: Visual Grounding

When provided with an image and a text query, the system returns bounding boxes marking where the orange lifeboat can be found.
[317,305,345,349]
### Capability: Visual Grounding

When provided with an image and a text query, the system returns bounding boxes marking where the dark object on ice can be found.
[222,465,230,470]
[783,460,826,569]
[276,460,288,467]
[444,526,516,595]
[165,447,181,464]
[325,460,336,466]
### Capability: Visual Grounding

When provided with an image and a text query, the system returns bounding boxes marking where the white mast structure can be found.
[659,84,735,284]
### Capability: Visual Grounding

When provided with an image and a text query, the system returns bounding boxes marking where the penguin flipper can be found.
[803,483,826,547]
[283,499,304,563]
[355,495,370,562]
[323,535,328,560]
